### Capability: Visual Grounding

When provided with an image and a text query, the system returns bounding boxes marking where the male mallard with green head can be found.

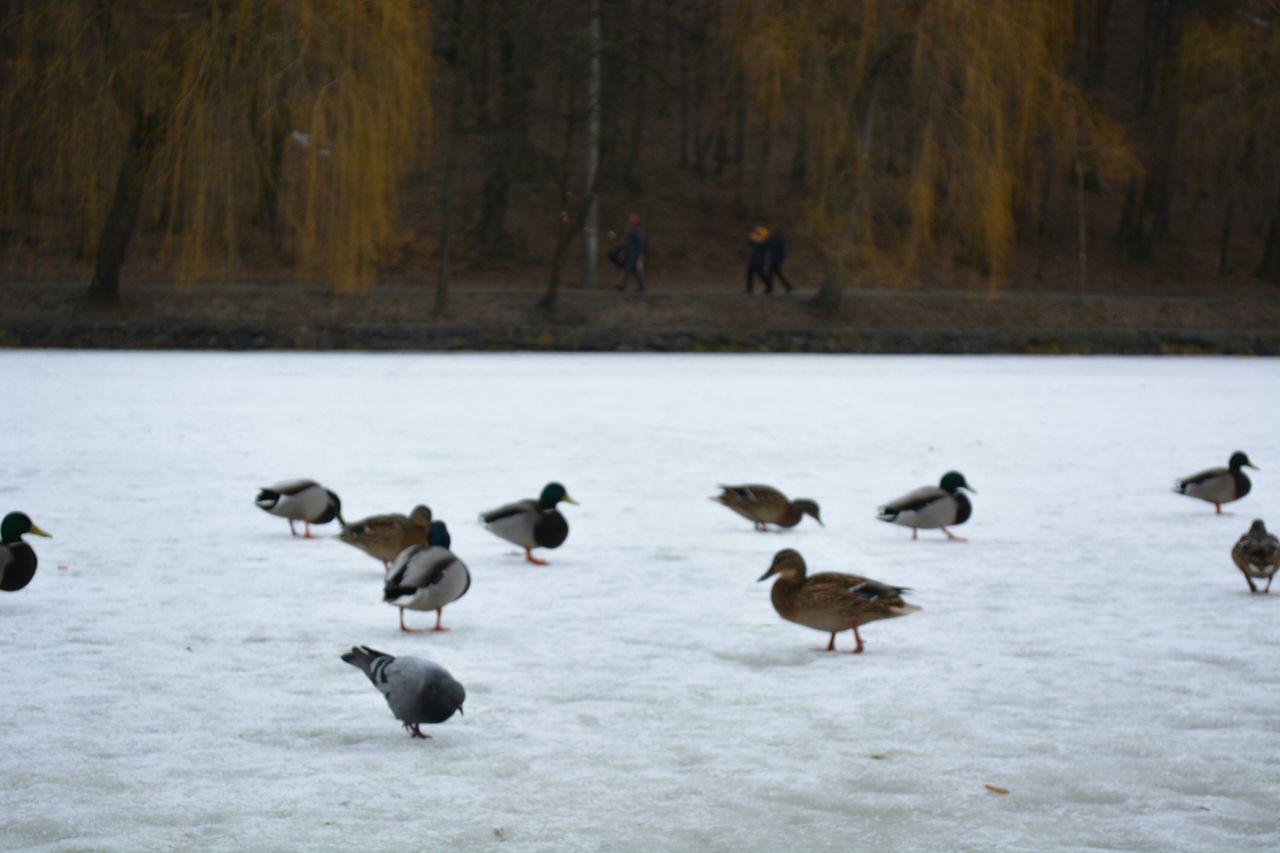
[1174,451,1258,514]
[340,504,433,567]
[712,484,823,531]
[255,479,344,537]
[757,549,919,653]
[384,520,471,632]
[877,471,975,541]
[480,482,578,565]
[1,512,52,593]
[1231,519,1280,594]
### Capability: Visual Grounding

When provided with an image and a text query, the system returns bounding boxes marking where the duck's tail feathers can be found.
[383,586,415,604]
[255,489,280,510]
[891,603,922,616]
[876,508,897,522]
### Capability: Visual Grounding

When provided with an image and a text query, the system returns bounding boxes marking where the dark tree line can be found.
[1,1,1278,305]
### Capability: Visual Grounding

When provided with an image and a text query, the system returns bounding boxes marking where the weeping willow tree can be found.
[0,1,428,302]
[728,0,1130,304]
[1176,2,1280,283]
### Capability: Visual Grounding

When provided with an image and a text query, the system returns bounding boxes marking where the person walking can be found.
[745,226,770,294]
[765,227,794,293]
[615,213,646,292]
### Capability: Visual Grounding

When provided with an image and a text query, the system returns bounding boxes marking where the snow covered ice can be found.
[2,351,1278,851]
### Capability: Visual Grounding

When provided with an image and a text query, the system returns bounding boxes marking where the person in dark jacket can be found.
[765,228,794,293]
[615,212,646,292]
[745,226,770,294]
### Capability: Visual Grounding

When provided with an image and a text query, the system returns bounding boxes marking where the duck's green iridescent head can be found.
[1229,451,1258,471]
[428,520,451,549]
[539,482,578,509]
[940,471,976,494]
[2,512,51,544]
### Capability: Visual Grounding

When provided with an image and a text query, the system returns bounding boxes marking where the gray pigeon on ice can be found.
[341,646,465,738]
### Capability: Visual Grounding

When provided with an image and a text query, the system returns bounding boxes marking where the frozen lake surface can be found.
[2,351,1278,851]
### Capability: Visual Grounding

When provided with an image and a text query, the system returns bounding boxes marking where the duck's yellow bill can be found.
[29,523,51,538]
[563,495,580,505]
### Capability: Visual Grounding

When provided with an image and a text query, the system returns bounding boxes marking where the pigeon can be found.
[341,646,465,738]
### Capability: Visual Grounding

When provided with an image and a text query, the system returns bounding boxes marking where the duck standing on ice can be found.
[757,549,919,654]
[255,479,343,537]
[712,484,822,531]
[877,471,975,542]
[480,482,577,565]
[1173,451,1257,514]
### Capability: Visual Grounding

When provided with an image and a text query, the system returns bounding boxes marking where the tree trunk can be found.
[541,178,598,310]
[581,0,602,290]
[622,0,647,192]
[1218,198,1234,275]
[750,113,772,219]
[473,1,531,254]
[1033,150,1054,280]
[435,44,466,315]
[790,102,807,192]
[252,95,289,233]
[89,108,162,304]
[1075,144,1088,301]
[1256,183,1280,284]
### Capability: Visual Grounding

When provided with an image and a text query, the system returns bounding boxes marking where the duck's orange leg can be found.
[431,608,450,632]
[825,632,836,652]
[524,547,549,566]
[942,527,967,542]
[851,624,865,654]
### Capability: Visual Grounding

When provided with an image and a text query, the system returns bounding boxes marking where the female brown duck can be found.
[758,549,918,653]
[713,485,822,531]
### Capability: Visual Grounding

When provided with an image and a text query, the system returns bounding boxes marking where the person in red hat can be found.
[615,212,646,292]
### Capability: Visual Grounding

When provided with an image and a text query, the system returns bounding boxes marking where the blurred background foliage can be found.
[1,0,1278,304]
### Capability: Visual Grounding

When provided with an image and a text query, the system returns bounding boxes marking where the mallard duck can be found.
[1174,451,1258,514]
[254,479,344,537]
[1,512,52,593]
[757,549,919,653]
[341,646,465,738]
[480,482,577,565]
[340,504,433,567]
[384,521,471,633]
[712,484,823,531]
[877,471,975,541]
[1231,519,1280,594]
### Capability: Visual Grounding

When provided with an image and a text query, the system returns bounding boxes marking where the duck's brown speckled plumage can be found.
[339,505,433,566]
[1231,519,1280,594]
[757,549,919,653]
[713,485,822,531]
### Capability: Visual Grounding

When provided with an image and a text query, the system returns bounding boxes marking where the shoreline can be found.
[3,281,1277,354]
